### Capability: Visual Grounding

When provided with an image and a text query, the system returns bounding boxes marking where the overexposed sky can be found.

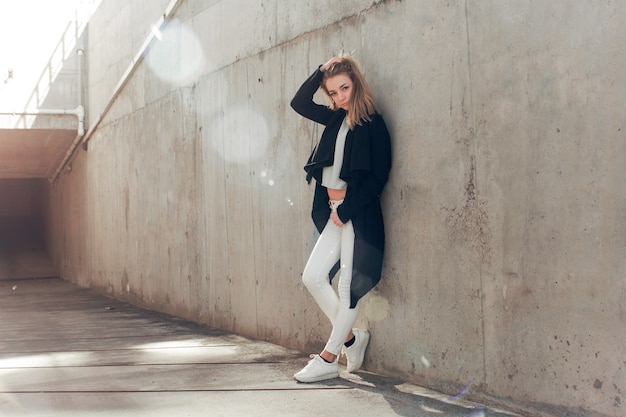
[0,1,80,64]
[0,0,99,108]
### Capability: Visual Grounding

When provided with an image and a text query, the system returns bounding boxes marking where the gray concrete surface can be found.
[0,277,520,417]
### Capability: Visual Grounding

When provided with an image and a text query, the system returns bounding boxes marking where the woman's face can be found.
[325,73,353,111]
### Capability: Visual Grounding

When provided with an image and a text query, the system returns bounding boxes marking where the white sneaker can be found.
[294,354,339,383]
[343,329,370,373]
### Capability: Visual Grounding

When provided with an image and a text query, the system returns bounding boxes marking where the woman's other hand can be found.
[331,210,344,227]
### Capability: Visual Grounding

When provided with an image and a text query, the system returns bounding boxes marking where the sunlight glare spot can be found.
[134,339,208,349]
[0,352,90,368]
[139,346,240,360]
[362,293,390,322]
[145,19,204,85]
[446,380,473,404]
[207,106,270,165]
[151,24,163,41]
[420,405,443,414]
[421,354,431,368]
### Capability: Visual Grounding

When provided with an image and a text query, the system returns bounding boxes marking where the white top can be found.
[322,116,349,190]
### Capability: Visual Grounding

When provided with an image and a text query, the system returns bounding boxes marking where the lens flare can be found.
[206,106,270,165]
[447,379,473,403]
[362,293,390,322]
[145,19,204,85]
[407,344,433,369]
[467,408,485,417]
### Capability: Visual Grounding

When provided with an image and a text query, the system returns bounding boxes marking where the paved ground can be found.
[0,277,525,417]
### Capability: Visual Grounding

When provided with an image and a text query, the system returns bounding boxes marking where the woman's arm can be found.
[290,66,334,125]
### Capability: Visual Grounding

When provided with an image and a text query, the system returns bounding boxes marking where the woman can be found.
[290,56,392,382]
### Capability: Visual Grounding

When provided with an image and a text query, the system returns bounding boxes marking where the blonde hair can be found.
[321,56,377,129]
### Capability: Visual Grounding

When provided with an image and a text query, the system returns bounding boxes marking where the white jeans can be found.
[302,200,359,355]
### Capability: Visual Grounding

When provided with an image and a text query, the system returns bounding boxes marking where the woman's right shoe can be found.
[293,354,339,383]
[343,329,370,372]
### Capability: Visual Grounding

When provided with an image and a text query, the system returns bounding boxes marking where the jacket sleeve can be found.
[336,115,392,222]
[290,66,334,126]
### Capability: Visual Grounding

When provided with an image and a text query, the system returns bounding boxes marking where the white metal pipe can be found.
[50,48,85,182]
[77,49,83,109]
[0,107,83,117]
[0,105,84,137]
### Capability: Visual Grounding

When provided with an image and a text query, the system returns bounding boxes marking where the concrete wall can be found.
[44,1,625,416]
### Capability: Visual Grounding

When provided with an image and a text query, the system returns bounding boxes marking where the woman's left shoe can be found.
[343,329,370,372]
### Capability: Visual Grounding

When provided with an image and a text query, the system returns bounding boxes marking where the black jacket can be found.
[291,66,392,308]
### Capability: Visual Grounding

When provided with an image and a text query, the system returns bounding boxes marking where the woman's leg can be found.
[322,221,359,356]
[295,216,361,382]
[325,221,370,372]
[301,217,342,324]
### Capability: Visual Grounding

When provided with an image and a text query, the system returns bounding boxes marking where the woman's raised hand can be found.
[321,57,343,72]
